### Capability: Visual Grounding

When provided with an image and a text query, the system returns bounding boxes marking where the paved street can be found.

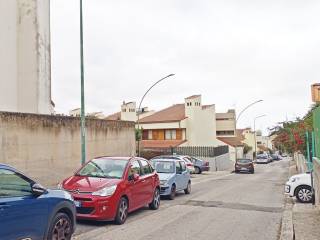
[73,159,290,240]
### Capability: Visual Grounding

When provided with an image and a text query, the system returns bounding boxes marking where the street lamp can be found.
[136,74,175,156]
[254,114,267,159]
[235,100,263,160]
[80,0,86,165]
[236,100,263,123]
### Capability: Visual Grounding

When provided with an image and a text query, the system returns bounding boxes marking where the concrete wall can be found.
[0,112,135,187]
[202,153,233,172]
[0,0,52,114]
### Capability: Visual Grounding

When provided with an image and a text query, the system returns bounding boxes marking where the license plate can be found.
[285,185,290,193]
[74,201,81,207]
[241,168,247,170]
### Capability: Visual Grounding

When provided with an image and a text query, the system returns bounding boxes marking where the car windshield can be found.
[152,161,175,173]
[237,159,251,164]
[77,158,128,179]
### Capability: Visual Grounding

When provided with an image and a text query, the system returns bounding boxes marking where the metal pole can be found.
[80,0,86,165]
[235,99,263,160]
[254,119,257,160]
[136,74,175,157]
[311,131,315,205]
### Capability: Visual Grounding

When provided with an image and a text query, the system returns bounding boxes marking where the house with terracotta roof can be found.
[139,95,220,148]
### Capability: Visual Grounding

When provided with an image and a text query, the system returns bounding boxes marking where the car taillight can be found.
[187,163,193,167]
[205,162,209,166]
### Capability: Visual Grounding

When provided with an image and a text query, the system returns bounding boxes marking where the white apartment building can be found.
[0,0,53,114]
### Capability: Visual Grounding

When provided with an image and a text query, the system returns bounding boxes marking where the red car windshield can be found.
[76,158,128,179]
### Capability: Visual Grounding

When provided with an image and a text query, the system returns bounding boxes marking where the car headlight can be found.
[291,177,299,182]
[160,180,167,186]
[92,185,117,197]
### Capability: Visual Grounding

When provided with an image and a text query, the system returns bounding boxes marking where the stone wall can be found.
[0,112,135,186]
[294,152,308,174]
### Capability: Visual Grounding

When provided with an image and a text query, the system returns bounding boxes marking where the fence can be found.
[313,106,320,158]
[140,145,231,171]
[141,145,229,160]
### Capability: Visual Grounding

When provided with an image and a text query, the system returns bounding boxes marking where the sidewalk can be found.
[280,161,320,240]
[293,204,320,240]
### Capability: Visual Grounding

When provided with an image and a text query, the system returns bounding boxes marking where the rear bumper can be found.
[201,166,210,172]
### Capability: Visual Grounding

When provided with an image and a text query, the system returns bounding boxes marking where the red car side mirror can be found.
[133,173,140,181]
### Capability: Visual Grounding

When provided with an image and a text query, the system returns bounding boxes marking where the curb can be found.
[280,200,294,240]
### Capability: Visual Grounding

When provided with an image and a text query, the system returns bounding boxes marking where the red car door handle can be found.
[141,179,146,183]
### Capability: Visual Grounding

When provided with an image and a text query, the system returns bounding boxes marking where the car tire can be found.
[149,188,160,210]
[194,167,201,174]
[114,197,129,225]
[184,181,191,194]
[47,212,73,240]
[169,184,176,200]
[295,186,313,203]
[251,170,255,174]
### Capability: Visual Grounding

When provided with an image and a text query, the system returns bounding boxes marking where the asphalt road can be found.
[73,159,290,240]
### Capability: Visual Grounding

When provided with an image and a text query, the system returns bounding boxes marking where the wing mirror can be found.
[129,173,140,181]
[32,183,47,196]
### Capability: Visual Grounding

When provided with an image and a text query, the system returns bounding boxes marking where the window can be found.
[140,160,152,175]
[257,141,262,144]
[175,162,182,173]
[180,161,186,172]
[0,169,32,198]
[165,130,176,140]
[148,130,153,140]
[78,158,128,179]
[216,130,235,136]
[129,160,141,178]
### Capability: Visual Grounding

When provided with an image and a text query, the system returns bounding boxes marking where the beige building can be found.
[138,95,220,148]
[0,0,53,114]
[105,102,155,122]
[216,110,236,137]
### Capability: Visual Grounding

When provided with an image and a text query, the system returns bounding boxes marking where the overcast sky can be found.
[51,0,320,134]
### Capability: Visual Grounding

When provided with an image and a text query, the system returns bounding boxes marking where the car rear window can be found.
[237,159,252,164]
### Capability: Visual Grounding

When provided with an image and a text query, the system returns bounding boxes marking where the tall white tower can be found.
[0,0,52,114]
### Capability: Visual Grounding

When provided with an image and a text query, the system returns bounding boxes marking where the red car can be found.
[60,156,160,224]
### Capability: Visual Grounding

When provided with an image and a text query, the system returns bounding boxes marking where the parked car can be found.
[285,173,314,203]
[151,158,191,200]
[151,155,195,174]
[271,154,282,161]
[190,157,210,174]
[0,164,76,240]
[256,154,271,164]
[59,157,160,224]
[235,159,254,174]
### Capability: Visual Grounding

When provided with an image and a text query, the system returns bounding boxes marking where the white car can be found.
[285,173,313,203]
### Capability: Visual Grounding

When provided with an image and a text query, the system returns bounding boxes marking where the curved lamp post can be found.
[254,114,267,159]
[236,100,263,123]
[136,74,175,156]
[235,100,263,160]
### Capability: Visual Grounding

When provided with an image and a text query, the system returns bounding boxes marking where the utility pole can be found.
[80,0,86,165]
